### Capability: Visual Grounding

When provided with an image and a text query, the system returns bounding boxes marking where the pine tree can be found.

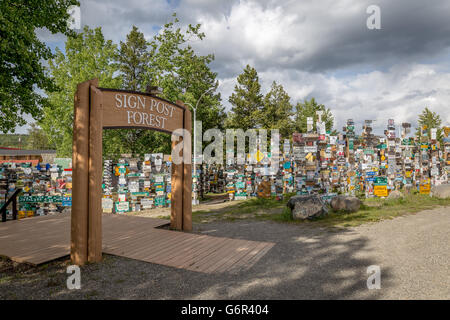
[415,107,443,144]
[259,81,294,139]
[294,98,334,133]
[105,26,152,157]
[118,25,150,91]
[226,65,263,131]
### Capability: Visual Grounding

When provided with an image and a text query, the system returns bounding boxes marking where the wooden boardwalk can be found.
[0,214,274,273]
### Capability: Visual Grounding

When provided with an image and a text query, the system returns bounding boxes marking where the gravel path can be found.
[1,206,449,299]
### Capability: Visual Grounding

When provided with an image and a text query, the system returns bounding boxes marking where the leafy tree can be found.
[0,0,79,133]
[135,14,226,155]
[415,107,443,144]
[41,26,121,156]
[26,123,54,150]
[294,98,334,133]
[259,81,294,139]
[226,65,263,131]
[147,15,226,133]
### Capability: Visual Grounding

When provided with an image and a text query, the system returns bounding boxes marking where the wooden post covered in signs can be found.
[71,79,192,265]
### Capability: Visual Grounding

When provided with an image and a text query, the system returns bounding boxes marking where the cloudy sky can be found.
[31,0,450,136]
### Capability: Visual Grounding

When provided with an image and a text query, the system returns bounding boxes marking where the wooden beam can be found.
[71,79,98,265]
[88,85,103,262]
[170,138,183,231]
[182,105,192,231]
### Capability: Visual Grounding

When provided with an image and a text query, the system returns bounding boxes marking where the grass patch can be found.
[192,193,295,223]
[191,192,450,228]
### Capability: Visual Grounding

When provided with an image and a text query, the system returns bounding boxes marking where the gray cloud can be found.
[32,0,450,136]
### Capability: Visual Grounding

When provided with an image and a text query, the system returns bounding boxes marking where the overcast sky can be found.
[27,0,450,136]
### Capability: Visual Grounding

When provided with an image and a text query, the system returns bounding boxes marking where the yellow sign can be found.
[444,126,450,137]
[419,184,430,194]
[374,185,388,197]
[255,150,264,162]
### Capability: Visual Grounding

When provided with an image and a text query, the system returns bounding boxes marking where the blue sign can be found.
[62,197,72,207]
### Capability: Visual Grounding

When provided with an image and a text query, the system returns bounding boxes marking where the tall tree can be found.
[226,65,263,131]
[415,107,443,144]
[104,25,152,157]
[259,81,294,139]
[0,0,79,133]
[118,25,150,91]
[141,14,225,154]
[148,15,225,131]
[41,26,121,156]
[294,98,334,133]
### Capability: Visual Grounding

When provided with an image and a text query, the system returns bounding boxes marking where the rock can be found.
[286,194,328,220]
[431,184,450,199]
[387,190,404,200]
[330,196,361,213]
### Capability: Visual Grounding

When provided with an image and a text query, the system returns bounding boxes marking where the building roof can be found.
[0,149,56,156]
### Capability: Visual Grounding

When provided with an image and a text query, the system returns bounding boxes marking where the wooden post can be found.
[71,79,97,265]
[171,138,183,230]
[182,106,192,231]
[88,85,103,262]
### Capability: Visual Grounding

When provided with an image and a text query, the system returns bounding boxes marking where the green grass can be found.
[191,192,450,228]
[192,193,296,223]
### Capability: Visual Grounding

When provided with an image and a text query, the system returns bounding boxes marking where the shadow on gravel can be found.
[186,221,392,299]
[0,221,392,299]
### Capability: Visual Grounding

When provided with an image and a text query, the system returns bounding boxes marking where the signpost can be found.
[71,79,192,265]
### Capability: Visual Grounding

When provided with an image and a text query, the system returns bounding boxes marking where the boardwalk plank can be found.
[0,214,273,272]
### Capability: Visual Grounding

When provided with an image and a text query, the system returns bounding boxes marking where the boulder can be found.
[286,194,328,220]
[431,184,450,199]
[330,196,361,213]
[387,190,404,200]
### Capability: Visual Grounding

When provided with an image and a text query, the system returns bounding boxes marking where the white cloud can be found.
[220,63,449,136]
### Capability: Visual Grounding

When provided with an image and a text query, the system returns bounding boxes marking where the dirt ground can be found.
[1,206,448,300]
[128,195,240,218]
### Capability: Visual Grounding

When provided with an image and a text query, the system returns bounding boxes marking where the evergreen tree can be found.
[104,26,152,157]
[226,65,263,131]
[294,98,334,133]
[118,25,150,91]
[260,81,294,139]
[415,107,443,144]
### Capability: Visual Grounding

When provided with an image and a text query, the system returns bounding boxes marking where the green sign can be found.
[19,195,62,203]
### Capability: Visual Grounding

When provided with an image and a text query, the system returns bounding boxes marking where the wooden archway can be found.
[71,79,192,265]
